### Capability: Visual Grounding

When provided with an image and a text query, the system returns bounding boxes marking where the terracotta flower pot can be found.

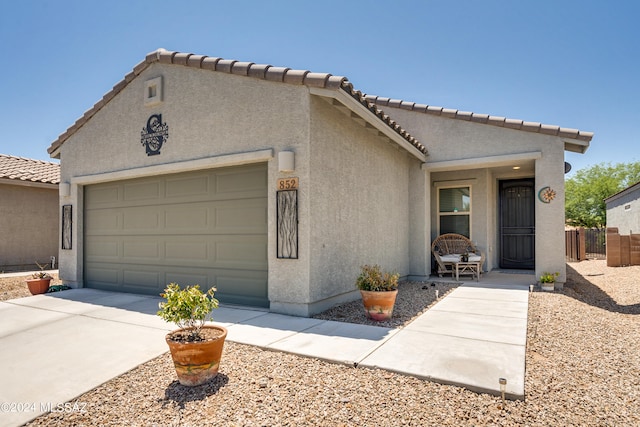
[360,289,398,321]
[26,278,52,295]
[166,325,227,386]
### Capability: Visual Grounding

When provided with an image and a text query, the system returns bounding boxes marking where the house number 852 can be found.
[277,177,299,190]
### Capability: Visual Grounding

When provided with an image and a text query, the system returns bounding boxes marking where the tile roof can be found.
[365,95,594,143]
[0,154,60,185]
[48,49,427,157]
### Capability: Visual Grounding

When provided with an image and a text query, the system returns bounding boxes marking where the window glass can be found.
[439,188,470,213]
[440,215,470,237]
[438,186,471,238]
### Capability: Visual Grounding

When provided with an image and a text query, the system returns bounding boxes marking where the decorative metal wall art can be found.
[62,205,72,249]
[277,190,298,259]
[140,114,169,156]
[538,186,557,203]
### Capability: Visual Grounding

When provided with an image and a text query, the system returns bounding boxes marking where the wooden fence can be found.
[606,228,640,267]
[565,228,606,262]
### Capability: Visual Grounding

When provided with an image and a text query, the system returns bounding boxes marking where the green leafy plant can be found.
[355,265,399,292]
[157,283,219,340]
[540,272,559,284]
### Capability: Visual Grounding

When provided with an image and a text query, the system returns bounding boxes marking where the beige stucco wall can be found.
[57,63,311,307]
[385,108,570,283]
[0,182,59,271]
[607,189,640,235]
[54,62,425,315]
[288,97,418,314]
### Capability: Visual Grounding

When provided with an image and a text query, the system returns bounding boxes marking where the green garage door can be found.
[84,163,268,307]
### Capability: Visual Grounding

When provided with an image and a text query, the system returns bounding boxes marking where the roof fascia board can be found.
[309,87,427,162]
[604,181,640,203]
[422,151,542,172]
[0,179,58,190]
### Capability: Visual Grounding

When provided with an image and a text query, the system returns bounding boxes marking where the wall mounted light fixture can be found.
[278,151,295,172]
[59,182,70,197]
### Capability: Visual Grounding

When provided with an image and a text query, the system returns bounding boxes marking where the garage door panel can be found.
[85,209,122,233]
[123,240,161,260]
[164,206,209,230]
[123,208,160,230]
[85,265,120,285]
[214,238,267,269]
[215,202,267,233]
[85,238,120,260]
[123,269,161,288]
[124,181,161,201]
[85,185,120,206]
[215,273,268,307]
[165,272,210,288]
[165,240,210,262]
[165,174,210,198]
[215,168,267,200]
[84,164,268,307]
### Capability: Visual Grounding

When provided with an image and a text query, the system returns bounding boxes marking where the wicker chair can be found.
[431,233,485,278]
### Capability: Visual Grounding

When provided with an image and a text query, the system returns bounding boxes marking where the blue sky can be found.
[0,0,637,175]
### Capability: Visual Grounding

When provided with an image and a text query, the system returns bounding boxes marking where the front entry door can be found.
[499,179,535,269]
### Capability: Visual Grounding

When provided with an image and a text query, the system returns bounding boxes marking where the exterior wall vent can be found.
[144,76,163,106]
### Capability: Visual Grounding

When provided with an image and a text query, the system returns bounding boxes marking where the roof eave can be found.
[309,87,427,162]
[564,139,590,154]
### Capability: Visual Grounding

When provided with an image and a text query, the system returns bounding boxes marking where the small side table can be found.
[455,261,481,281]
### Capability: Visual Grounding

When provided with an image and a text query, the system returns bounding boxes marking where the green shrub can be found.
[157,283,219,340]
[355,265,399,292]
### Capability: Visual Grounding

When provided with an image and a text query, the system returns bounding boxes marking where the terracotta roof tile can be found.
[365,94,593,142]
[0,154,59,185]
[265,66,290,82]
[187,54,206,68]
[302,72,331,88]
[173,53,191,66]
[283,69,308,85]
[247,64,270,79]
[201,56,221,70]
[215,59,236,73]
[48,49,426,157]
[231,61,253,76]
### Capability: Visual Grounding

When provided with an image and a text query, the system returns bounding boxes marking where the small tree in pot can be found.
[356,265,400,321]
[157,283,227,386]
[26,262,53,295]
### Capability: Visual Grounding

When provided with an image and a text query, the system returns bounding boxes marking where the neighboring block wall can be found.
[0,183,59,271]
[606,228,640,266]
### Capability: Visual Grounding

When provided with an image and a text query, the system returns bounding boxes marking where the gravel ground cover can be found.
[0,274,61,301]
[2,261,638,426]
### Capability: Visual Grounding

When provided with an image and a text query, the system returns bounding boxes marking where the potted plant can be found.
[356,264,400,321]
[539,271,559,291]
[26,262,53,295]
[157,283,227,386]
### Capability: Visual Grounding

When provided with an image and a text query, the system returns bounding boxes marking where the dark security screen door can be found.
[500,179,535,269]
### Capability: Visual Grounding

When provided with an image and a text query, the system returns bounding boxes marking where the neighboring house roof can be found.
[365,95,593,154]
[0,154,60,185]
[47,48,427,158]
[605,180,640,204]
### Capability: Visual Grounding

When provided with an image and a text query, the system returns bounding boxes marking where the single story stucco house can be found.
[48,49,593,316]
[0,154,59,272]
[605,181,640,235]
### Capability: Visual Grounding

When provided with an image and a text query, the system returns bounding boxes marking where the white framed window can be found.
[437,186,471,238]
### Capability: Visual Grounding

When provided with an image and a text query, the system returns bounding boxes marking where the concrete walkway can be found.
[0,272,533,426]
